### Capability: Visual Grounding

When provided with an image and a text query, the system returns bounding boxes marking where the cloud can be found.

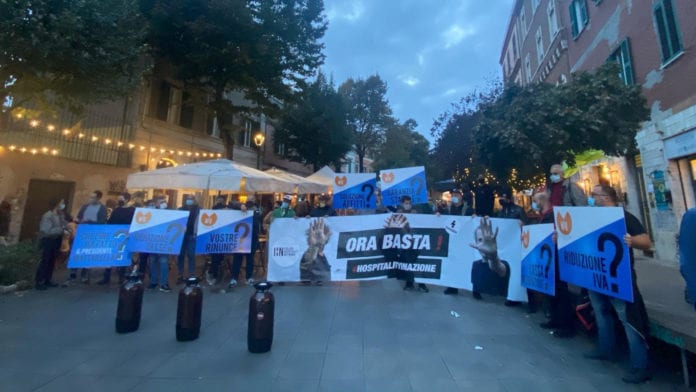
[442,24,477,49]
[326,1,365,23]
[400,75,420,86]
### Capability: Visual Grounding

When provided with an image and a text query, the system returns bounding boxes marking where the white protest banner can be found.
[332,173,377,210]
[126,208,190,255]
[554,206,633,302]
[268,214,526,301]
[379,166,428,206]
[195,209,253,254]
[520,223,555,296]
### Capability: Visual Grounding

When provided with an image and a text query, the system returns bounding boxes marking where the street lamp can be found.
[253,131,265,169]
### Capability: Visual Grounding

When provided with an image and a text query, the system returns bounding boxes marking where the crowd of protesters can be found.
[31,162,695,384]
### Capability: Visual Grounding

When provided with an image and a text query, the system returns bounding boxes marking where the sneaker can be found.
[81,277,90,284]
[403,282,414,291]
[301,280,311,285]
[417,284,429,293]
[45,281,59,288]
[247,278,255,285]
[61,279,75,287]
[314,280,323,286]
[159,285,172,292]
[35,284,47,291]
[472,291,483,300]
[228,279,238,288]
[622,368,651,384]
[444,287,459,295]
[148,283,158,290]
[96,279,109,286]
[504,300,521,307]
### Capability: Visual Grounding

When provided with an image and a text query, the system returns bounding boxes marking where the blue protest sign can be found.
[126,208,190,255]
[379,166,428,206]
[520,224,555,296]
[67,224,131,268]
[195,209,253,254]
[555,207,633,302]
[332,173,377,209]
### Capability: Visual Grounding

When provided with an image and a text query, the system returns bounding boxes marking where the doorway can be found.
[20,179,75,241]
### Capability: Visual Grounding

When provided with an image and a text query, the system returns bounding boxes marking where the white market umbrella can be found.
[306,165,336,187]
[265,167,329,194]
[126,159,297,193]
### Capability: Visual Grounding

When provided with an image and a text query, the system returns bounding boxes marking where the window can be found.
[607,39,634,85]
[519,7,527,34]
[238,119,257,147]
[152,81,196,129]
[548,1,559,39]
[569,0,589,38]
[179,92,194,129]
[525,53,532,83]
[276,142,286,156]
[653,0,683,64]
[535,27,544,63]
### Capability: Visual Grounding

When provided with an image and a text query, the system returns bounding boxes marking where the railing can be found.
[0,108,133,167]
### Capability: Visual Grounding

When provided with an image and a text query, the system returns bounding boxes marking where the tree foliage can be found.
[0,0,147,113]
[372,119,429,171]
[275,72,353,171]
[338,75,392,173]
[140,0,328,158]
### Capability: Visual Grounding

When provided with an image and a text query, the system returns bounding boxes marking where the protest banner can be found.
[126,208,190,255]
[555,206,633,302]
[520,223,556,296]
[67,224,131,268]
[267,214,526,301]
[332,173,377,210]
[195,209,253,254]
[379,166,428,206]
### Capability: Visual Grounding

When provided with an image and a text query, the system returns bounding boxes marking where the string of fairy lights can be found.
[0,113,224,159]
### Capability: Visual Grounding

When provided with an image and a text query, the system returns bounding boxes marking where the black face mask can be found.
[118,200,125,207]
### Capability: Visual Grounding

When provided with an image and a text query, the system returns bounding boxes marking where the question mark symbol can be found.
[540,243,552,279]
[362,183,374,202]
[235,222,250,249]
[597,232,624,293]
[113,230,128,260]
[167,223,184,245]
[410,176,424,197]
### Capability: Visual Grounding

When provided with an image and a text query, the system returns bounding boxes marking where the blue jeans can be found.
[588,290,648,369]
[177,235,196,277]
[149,254,169,286]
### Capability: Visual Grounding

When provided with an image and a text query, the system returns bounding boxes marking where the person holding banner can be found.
[229,200,262,288]
[177,195,200,284]
[271,195,296,220]
[149,197,174,292]
[396,195,429,292]
[98,192,135,285]
[206,196,229,286]
[584,185,652,384]
[470,216,510,301]
[532,192,575,338]
[442,188,475,296]
[35,198,69,290]
[66,190,107,285]
[309,194,337,218]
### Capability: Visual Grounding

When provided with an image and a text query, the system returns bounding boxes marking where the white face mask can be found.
[59,203,66,210]
[159,202,168,209]
[451,197,460,204]
[550,174,562,183]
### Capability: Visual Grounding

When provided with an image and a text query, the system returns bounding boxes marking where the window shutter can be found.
[580,0,589,26]
[570,2,579,37]
[621,39,634,84]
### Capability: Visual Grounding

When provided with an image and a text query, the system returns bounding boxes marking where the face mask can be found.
[159,202,168,209]
[531,201,539,211]
[185,199,194,206]
[118,200,125,206]
[281,202,289,208]
[319,202,326,208]
[550,174,562,183]
[451,197,460,204]
[403,203,412,211]
[587,197,596,207]
[59,203,66,210]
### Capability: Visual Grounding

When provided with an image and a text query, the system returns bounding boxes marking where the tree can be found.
[275,72,353,171]
[474,63,649,182]
[141,0,328,158]
[0,0,147,113]
[338,75,392,173]
[373,119,429,171]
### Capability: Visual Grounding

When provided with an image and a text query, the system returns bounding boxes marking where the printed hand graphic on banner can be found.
[301,218,332,282]
[470,216,499,262]
[470,216,511,298]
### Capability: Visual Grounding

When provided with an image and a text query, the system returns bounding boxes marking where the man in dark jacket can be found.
[69,190,107,284]
[309,194,337,218]
[177,195,200,283]
[443,188,475,295]
[98,192,136,285]
[205,196,228,286]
